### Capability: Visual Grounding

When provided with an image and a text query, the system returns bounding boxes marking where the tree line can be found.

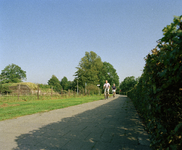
[1,51,131,94]
[44,51,120,94]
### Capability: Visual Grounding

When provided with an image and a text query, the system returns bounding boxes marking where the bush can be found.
[86,84,100,95]
[0,84,12,94]
[38,84,51,89]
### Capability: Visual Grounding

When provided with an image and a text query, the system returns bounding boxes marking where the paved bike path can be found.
[0,95,151,150]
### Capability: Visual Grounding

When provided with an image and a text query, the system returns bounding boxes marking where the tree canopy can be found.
[102,62,119,87]
[1,52,120,95]
[0,64,26,83]
[119,76,137,93]
[48,75,62,93]
[75,51,119,90]
[75,51,103,88]
[60,76,69,90]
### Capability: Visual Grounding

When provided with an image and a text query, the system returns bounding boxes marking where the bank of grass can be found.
[2,82,38,90]
[0,95,104,121]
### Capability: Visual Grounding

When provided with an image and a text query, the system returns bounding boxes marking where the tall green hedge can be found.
[127,16,182,150]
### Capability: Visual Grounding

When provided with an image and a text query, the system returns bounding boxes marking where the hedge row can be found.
[127,16,182,150]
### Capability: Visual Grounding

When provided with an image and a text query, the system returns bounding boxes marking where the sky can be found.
[0,0,182,84]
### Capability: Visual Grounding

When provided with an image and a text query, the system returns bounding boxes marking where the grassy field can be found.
[0,95,104,121]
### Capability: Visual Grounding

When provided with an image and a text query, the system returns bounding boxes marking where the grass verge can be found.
[0,95,104,121]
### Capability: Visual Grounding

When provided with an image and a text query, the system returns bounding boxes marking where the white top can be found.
[103,83,110,89]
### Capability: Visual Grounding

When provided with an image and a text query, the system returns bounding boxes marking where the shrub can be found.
[0,84,12,94]
[86,84,100,95]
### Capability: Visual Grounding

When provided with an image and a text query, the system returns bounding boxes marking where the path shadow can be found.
[13,96,151,150]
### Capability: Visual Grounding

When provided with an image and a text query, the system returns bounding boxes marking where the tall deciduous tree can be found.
[75,51,103,88]
[101,62,119,87]
[48,75,62,93]
[0,64,26,83]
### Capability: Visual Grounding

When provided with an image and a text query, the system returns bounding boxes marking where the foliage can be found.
[60,77,75,91]
[75,51,103,87]
[102,62,119,88]
[67,81,74,90]
[127,15,182,150]
[48,75,62,93]
[75,51,119,92]
[0,84,11,94]
[86,84,100,95]
[0,64,26,83]
[119,76,137,94]
[71,78,78,91]
[60,76,69,90]
[38,84,55,93]
[2,82,38,90]
[38,84,51,89]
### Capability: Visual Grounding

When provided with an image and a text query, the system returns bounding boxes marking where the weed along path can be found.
[0,95,151,150]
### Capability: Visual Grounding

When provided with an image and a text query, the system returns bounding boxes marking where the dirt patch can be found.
[0,103,8,107]
[0,103,20,108]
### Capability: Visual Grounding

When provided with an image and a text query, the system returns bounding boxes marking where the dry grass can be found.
[2,82,38,90]
[0,103,20,108]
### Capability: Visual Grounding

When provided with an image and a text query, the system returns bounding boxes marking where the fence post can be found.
[37,85,39,100]
[51,87,53,98]
[18,84,20,100]
[61,89,63,97]
[68,89,70,97]
[74,89,76,97]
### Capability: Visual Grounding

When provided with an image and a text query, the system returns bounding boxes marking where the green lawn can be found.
[0,95,104,121]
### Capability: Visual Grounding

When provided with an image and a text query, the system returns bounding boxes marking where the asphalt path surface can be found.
[0,95,151,150]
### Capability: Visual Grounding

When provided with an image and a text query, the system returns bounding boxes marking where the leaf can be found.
[158,69,167,77]
[170,144,177,150]
[174,122,182,133]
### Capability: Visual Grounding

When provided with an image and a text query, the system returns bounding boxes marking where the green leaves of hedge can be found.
[127,15,182,150]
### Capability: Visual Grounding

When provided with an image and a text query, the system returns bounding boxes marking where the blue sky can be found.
[0,0,182,84]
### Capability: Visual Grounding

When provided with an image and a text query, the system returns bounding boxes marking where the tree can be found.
[67,81,74,90]
[0,64,26,83]
[75,51,103,88]
[60,76,69,90]
[119,76,137,93]
[71,78,78,91]
[48,75,62,93]
[136,76,140,84]
[101,62,119,87]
